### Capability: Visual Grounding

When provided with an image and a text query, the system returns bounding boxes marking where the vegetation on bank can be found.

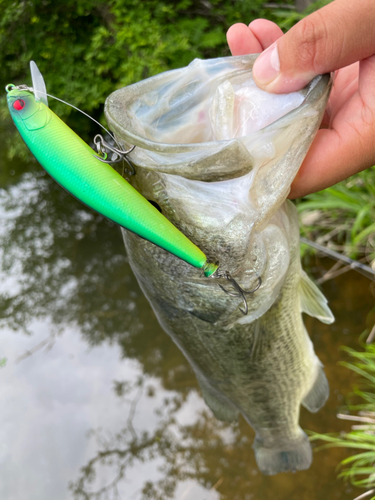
[298,167,375,269]
[0,0,329,156]
[310,344,375,500]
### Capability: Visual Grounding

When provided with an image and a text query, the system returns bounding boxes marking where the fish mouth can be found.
[105,54,331,182]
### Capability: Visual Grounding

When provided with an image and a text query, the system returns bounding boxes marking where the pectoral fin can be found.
[298,271,334,324]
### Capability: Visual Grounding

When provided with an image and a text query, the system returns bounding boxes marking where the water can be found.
[0,152,373,500]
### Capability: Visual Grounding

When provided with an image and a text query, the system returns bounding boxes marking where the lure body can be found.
[7,88,215,273]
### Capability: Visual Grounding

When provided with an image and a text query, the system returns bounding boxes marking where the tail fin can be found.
[253,430,312,475]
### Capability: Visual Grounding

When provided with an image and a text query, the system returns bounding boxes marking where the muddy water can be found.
[0,153,372,500]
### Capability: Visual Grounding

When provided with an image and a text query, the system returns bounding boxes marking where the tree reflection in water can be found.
[69,375,255,500]
[1,160,248,499]
[0,166,134,337]
[0,160,361,500]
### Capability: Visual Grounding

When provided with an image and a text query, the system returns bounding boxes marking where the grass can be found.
[297,167,375,265]
[310,344,375,500]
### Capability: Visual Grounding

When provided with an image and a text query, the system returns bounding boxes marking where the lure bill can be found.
[5,71,218,277]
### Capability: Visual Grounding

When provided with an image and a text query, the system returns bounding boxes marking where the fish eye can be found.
[13,99,25,111]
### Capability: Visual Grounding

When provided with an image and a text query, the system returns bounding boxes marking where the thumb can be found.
[253,0,375,93]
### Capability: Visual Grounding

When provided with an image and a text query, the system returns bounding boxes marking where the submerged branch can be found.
[15,334,55,363]
[353,490,375,500]
[367,325,375,345]
[337,414,375,425]
[300,237,375,280]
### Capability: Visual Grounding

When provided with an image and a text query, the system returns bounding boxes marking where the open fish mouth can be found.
[105,54,331,182]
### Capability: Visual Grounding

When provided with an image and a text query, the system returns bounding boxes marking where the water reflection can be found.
[0,168,134,334]
[0,157,371,499]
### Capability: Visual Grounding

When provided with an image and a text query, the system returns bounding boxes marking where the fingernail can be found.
[253,44,280,86]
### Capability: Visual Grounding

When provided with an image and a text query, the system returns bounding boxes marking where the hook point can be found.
[218,272,261,315]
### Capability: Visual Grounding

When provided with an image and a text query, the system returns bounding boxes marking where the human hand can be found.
[227,0,375,199]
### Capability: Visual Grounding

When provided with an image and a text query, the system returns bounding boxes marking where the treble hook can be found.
[218,271,262,315]
[93,134,136,175]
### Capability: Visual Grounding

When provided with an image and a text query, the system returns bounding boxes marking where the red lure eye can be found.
[13,99,25,111]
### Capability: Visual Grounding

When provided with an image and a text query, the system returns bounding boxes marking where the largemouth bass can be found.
[105,54,334,475]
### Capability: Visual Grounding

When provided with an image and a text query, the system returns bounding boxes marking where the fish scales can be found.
[106,54,334,475]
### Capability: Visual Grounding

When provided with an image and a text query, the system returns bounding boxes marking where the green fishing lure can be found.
[6,74,218,277]
[6,62,262,314]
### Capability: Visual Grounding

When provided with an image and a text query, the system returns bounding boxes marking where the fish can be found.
[6,62,219,276]
[105,54,335,475]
